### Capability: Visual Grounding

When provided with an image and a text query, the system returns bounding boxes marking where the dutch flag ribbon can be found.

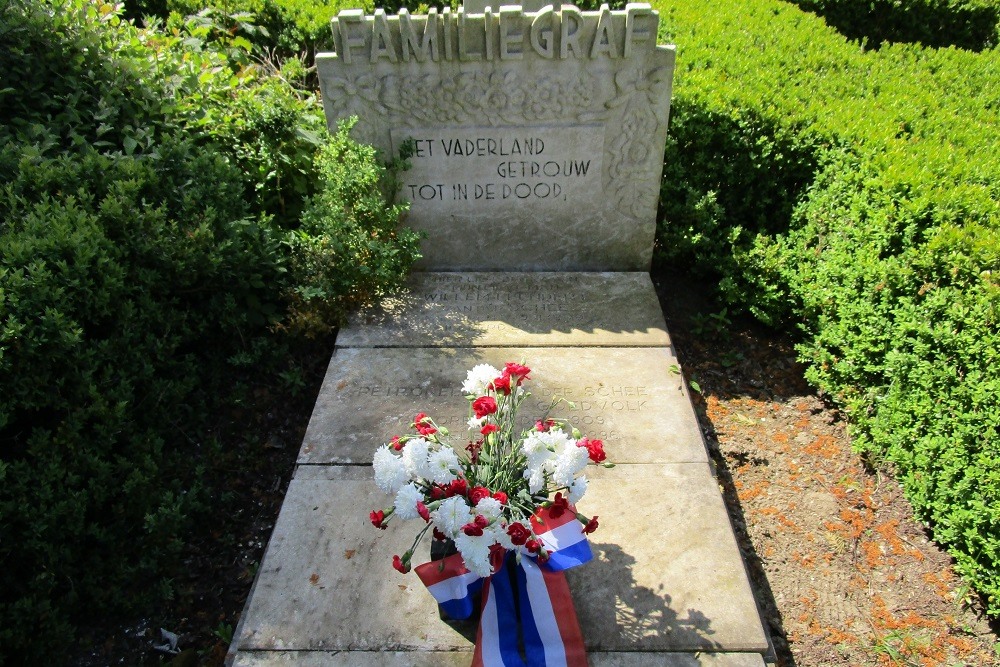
[415,505,592,666]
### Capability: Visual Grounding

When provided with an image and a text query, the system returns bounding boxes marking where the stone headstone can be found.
[316,4,675,270]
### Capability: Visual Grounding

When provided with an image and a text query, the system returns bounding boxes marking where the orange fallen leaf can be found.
[344,549,356,559]
[309,573,320,585]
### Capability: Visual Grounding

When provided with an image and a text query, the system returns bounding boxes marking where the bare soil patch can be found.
[654,272,999,666]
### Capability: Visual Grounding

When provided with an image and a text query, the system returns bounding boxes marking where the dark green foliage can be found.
[165,0,349,56]
[285,120,422,334]
[654,0,1000,613]
[0,1,420,662]
[0,138,284,664]
[791,0,999,51]
[210,77,327,229]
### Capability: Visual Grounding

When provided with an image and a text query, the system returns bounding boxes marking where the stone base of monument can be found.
[227,273,770,666]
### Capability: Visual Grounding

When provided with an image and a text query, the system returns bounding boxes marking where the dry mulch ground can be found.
[77,273,999,666]
[655,273,1000,666]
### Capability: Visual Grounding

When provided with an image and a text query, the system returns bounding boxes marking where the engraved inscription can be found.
[392,126,603,214]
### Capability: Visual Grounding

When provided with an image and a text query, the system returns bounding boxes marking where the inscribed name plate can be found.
[316,4,676,270]
[390,126,603,219]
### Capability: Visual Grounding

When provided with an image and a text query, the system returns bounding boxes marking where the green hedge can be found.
[0,1,417,662]
[791,0,999,50]
[653,0,1000,613]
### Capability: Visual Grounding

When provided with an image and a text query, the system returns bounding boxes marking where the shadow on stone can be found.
[570,541,722,652]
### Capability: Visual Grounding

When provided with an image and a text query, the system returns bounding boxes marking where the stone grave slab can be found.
[338,272,670,348]
[232,650,765,666]
[317,4,676,270]
[233,463,768,657]
[297,346,705,466]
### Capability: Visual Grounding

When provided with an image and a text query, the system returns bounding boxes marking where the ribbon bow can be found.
[415,506,590,667]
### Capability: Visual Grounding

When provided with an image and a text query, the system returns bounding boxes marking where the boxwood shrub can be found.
[0,1,418,662]
[653,0,1000,613]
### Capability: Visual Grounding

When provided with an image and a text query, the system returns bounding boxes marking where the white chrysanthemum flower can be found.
[431,495,473,538]
[428,447,460,485]
[467,415,486,430]
[553,445,589,487]
[521,431,548,457]
[373,445,409,494]
[462,364,501,396]
[475,496,503,521]
[455,532,494,578]
[567,475,589,504]
[393,482,424,520]
[491,522,516,551]
[525,463,548,494]
[522,429,572,458]
[401,437,432,479]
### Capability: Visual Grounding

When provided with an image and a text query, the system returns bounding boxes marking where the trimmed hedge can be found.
[0,1,417,662]
[792,0,1000,50]
[653,0,1000,613]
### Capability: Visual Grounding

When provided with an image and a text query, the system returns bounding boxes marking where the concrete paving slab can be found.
[338,272,670,348]
[298,346,705,466]
[233,463,767,655]
[232,650,765,666]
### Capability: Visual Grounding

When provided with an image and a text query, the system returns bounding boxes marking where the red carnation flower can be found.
[417,501,430,522]
[469,485,491,505]
[480,423,499,436]
[535,419,556,432]
[448,478,468,497]
[525,538,542,554]
[390,435,404,451]
[474,514,489,528]
[507,522,531,546]
[370,509,388,530]
[504,362,531,383]
[392,554,410,573]
[583,516,600,534]
[433,527,448,542]
[430,485,446,500]
[462,522,484,537]
[414,413,437,436]
[549,492,569,519]
[472,396,498,419]
[490,373,512,395]
[492,490,508,505]
[578,437,606,463]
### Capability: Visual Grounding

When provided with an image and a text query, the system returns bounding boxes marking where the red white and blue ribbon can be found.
[531,506,594,572]
[415,506,591,666]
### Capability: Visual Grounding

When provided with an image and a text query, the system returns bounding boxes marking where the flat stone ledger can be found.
[297,346,706,466]
[233,464,768,656]
[338,272,670,348]
[317,4,676,270]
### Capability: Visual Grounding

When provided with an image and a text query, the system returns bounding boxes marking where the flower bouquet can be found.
[369,362,611,665]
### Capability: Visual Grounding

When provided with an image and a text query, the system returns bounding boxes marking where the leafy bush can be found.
[0,1,420,662]
[791,0,1000,50]
[209,76,327,229]
[654,0,1000,613]
[0,136,283,664]
[285,119,422,335]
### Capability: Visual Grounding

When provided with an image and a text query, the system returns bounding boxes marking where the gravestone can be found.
[228,5,771,666]
[317,3,675,270]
